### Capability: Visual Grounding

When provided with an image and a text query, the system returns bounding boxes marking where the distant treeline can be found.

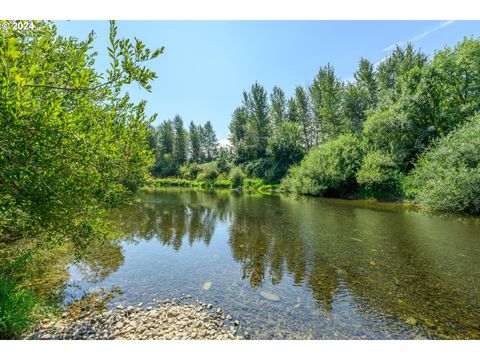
[151,38,480,215]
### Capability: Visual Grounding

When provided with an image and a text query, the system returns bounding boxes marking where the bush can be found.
[213,178,232,188]
[0,277,39,339]
[243,158,274,179]
[407,118,480,215]
[196,162,219,182]
[356,151,403,199]
[151,178,193,187]
[229,167,246,188]
[179,163,201,180]
[0,256,41,339]
[282,134,363,196]
[243,178,265,190]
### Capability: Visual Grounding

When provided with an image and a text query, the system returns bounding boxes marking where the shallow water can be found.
[65,188,480,339]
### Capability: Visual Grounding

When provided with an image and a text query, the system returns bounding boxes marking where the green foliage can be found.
[356,151,403,199]
[196,162,219,182]
[282,134,363,196]
[229,167,246,188]
[267,121,305,182]
[242,178,265,190]
[407,118,480,215]
[212,178,232,188]
[242,83,270,159]
[0,21,162,242]
[310,64,347,141]
[173,115,188,166]
[188,121,202,163]
[0,277,39,339]
[269,86,287,131]
[201,121,218,162]
[0,255,41,339]
[179,162,201,180]
[363,106,417,168]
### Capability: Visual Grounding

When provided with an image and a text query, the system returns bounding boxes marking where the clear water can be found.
[65,188,480,339]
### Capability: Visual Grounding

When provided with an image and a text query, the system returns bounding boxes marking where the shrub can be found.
[356,150,403,199]
[179,163,201,180]
[244,158,274,179]
[282,134,363,196]
[0,277,39,339]
[407,118,480,215]
[196,162,219,182]
[243,178,265,190]
[213,179,232,188]
[229,167,246,188]
[0,256,41,339]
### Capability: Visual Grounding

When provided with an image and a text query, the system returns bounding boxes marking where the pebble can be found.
[24,298,243,341]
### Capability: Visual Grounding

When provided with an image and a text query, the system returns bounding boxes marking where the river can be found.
[60,188,480,339]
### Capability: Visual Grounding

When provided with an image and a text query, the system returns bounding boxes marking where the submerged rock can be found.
[260,291,280,302]
[202,282,212,291]
[406,317,418,326]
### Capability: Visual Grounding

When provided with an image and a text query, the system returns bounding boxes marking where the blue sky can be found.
[55,20,480,140]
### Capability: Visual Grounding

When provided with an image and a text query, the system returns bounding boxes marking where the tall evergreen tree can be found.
[310,64,346,142]
[287,97,298,123]
[173,115,188,166]
[269,86,287,133]
[354,58,378,109]
[243,82,270,159]
[158,120,174,155]
[294,86,315,149]
[229,106,249,163]
[202,121,218,162]
[189,121,202,163]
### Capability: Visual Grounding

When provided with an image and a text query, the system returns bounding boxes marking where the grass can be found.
[144,177,282,193]
[0,276,40,339]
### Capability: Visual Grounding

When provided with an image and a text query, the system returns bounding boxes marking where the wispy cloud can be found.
[383,20,455,52]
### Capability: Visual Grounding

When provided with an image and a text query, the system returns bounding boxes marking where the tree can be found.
[287,97,298,123]
[172,115,188,166]
[267,122,305,182]
[294,86,315,149]
[356,150,402,198]
[282,134,363,196]
[407,117,480,215]
[201,121,218,162]
[243,82,270,159]
[310,64,346,142]
[354,57,378,109]
[188,121,201,163]
[229,106,249,163]
[376,43,428,102]
[0,20,163,242]
[269,86,287,132]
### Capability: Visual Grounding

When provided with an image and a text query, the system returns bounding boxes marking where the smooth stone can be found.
[406,317,418,326]
[260,291,280,302]
[202,282,212,291]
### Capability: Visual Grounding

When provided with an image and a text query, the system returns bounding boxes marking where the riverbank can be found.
[143,177,281,193]
[24,297,245,340]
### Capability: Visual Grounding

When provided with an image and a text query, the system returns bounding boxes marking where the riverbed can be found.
[46,188,480,339]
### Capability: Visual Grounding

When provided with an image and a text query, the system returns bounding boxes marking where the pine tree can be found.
[189,121,201,163]
[229,106,249,163]
[310,64,346,142]
[202,121,218,162]
[269,86,287,133]
[294,86,315,149]
[243,82,270,159]
[173,115,188,166]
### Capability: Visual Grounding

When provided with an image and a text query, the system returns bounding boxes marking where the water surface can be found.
[66,188,480,339]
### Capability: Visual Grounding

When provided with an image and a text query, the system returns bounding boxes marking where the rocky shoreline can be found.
[24,297,246,340]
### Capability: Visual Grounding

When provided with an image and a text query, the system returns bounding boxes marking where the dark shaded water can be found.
[65,188,480,339]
